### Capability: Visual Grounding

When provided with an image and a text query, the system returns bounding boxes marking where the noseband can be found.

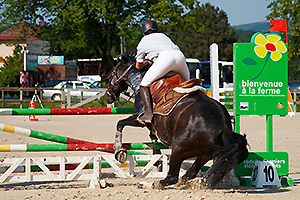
[106,63,134,100]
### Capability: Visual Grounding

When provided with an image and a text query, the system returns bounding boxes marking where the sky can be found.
[205,0,273,26]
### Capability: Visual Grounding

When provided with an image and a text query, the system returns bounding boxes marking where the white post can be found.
[23,50,29,71]
[210,43,219,101]
[67,89,71,108]
[196,69,200,79]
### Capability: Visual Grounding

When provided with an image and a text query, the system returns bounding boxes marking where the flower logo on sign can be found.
[242,33,287,80]
[254,34,287,61]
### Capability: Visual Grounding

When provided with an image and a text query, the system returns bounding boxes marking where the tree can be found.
[167,3,237,61]
[288,57,300,81]
[234,29,256,42]
[1,0,200,80]
[0,45,23,87]
[267,0,300,60]
[266,0,300,80]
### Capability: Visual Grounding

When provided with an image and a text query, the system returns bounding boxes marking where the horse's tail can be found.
[204,131,249,187]
[228,132,249,163]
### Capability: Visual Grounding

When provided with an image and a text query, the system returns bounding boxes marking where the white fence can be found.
[0,154,168,188]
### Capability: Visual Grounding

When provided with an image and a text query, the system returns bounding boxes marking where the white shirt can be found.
[136,33,180,62]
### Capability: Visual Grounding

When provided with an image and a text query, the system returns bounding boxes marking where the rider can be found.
[136,20,190,123]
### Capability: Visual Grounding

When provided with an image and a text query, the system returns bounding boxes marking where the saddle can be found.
[150,74,206,115]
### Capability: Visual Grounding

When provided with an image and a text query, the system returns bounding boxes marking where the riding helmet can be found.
[142,20,159,35]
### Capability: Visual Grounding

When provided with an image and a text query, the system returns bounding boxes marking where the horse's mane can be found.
[117,53,136,65]
[105,54,136,81]
[114,53,147,92]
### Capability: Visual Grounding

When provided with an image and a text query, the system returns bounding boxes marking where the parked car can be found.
[91,81,101,88]
[41,80,64,88]
[43,81,100,100]
[82,81,101,88]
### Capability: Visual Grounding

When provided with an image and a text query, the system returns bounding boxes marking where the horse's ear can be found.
[117,55,124,63]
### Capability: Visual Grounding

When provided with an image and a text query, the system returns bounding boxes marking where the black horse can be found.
[105,54,248,188]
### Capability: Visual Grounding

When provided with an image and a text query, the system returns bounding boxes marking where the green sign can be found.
[235,152,289,176]
[234,33,288,115]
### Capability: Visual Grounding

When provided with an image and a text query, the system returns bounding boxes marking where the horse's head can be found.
[105,55,135,104]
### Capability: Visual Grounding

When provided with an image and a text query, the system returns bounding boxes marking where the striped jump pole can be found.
[0,123,100,145]
[0,123,115,154]
[0,143,169,153]
[0,123,168,155]
[0,107,134,115]
[0,123,169,150]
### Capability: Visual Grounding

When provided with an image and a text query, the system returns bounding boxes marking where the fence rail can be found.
[0,87,106,108]
[1,87,300,110]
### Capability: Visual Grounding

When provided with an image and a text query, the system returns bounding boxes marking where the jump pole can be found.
[0,123,169,155]
[0,123,168,149]
[0,123,159,155]
[0,123,97,145]
[0,143,169,153]
[0,107,135,115]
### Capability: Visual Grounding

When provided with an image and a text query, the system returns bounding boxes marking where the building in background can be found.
[0,22,38,68]
[0,21,77,86]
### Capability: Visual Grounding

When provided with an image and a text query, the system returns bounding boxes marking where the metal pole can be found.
[23,51,26,71]
[23,50,29,71]
[266,115,273,152]
[120,34,125,55]
[235,114,240,133]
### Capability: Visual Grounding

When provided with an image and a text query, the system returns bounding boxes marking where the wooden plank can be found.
[0,158,24,182]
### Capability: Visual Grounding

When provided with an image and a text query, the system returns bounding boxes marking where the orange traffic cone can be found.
[29,100,39,121]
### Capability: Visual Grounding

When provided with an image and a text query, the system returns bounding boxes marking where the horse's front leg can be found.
[114,113,146,163]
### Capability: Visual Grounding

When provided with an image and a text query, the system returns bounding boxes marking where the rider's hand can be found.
[143,60,153,68]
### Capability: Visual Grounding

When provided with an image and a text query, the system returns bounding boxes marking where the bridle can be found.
[106,62,134,101]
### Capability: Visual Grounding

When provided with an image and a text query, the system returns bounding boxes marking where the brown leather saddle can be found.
[149,74,203,115]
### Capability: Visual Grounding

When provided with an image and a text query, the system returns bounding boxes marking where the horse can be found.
[105,54,249,188]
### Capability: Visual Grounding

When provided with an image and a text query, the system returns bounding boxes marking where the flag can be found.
[270,19,287,32]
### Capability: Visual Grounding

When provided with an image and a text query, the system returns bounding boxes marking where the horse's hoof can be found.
[114,149,127,163]
[152,180,164,189]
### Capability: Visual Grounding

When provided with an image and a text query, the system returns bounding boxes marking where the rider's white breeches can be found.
[140,50,190,87]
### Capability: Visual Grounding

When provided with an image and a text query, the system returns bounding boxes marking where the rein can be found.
[106,63,135,101]
[116,64,134,82]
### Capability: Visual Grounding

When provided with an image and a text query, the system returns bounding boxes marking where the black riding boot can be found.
[139,86,153,123]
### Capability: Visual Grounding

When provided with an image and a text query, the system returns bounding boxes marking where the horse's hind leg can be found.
[204,134,248,187]
[181,157,210,182]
